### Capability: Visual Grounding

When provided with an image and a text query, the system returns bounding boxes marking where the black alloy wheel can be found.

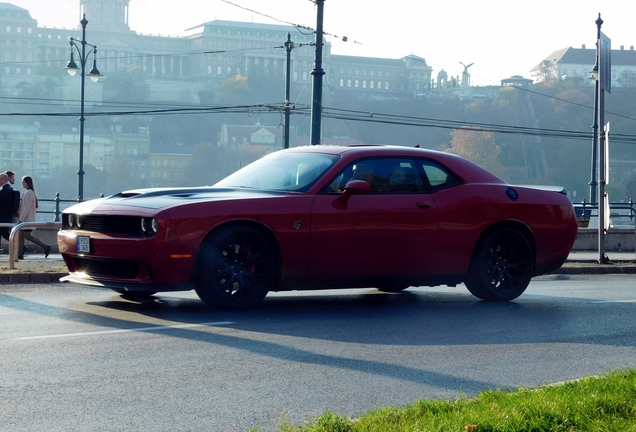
[465,228,534,301]
[195,226,275,310]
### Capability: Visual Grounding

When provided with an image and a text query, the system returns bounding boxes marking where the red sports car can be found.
[58,145,578,309]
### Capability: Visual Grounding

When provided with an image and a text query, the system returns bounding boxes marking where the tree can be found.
[216,75,250,104]
[106,156,137,193]
[188,142,235,186]
[447,127,506,179]
[102,64,149,104]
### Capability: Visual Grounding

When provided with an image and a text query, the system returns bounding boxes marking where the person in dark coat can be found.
[0,173,15,246]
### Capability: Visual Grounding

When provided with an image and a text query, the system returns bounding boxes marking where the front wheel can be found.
[195,226,275,310]
[464,228,534,301]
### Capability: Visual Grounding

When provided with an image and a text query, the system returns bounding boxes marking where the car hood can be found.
[66,187,289,214]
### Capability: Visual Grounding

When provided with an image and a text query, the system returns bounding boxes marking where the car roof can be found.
[285,144,504,184]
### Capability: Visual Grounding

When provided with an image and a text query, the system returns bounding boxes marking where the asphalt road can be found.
[1,275,636,431]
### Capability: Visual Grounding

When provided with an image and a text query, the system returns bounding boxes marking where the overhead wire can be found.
[2,2,636,145]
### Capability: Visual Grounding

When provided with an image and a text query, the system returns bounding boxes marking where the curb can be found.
[0,273,67,284]
[551,266,636,275]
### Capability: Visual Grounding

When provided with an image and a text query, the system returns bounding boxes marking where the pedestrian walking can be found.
[17,176,51,260]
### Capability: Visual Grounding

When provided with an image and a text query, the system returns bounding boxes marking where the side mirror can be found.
[337,180,370,203]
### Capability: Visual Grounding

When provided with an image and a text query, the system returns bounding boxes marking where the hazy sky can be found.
[8,0,636,85]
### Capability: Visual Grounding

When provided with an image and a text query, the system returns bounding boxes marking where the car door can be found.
[309,157,440,280]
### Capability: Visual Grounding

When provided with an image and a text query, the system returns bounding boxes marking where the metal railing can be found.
[2,221,61,269]
[573,199,636,228]
[38,193,80,222]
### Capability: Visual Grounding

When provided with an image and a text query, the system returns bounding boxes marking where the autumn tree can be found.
[446,127,507,179]
[216,75,250,104]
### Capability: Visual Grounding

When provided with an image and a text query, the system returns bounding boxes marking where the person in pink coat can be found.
[17,176,51,260]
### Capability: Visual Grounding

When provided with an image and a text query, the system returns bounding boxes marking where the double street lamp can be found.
[65,14,101,202]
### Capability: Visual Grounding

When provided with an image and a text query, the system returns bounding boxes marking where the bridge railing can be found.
[573,199,636,229]
[36,193,104,222]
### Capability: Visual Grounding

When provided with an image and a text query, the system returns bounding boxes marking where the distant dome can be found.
[437,69,448,79]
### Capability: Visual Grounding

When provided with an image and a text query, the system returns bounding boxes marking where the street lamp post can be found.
[309,0,325,145]
[65,14,101,202]
[283,33,295,149]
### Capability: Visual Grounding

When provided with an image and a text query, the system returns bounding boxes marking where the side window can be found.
[323,158,424,193]
[418,159,461,191]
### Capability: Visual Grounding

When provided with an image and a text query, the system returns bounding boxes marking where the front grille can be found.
[67,215,144,237]
[74,256,140,279]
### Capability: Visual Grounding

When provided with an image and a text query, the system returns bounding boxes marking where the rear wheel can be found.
[465,228,534,301]
[195,226,275,310]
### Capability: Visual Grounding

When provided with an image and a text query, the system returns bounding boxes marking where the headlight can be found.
[140,218,158,235]
[68,214,75,228]
[76,215,83,228]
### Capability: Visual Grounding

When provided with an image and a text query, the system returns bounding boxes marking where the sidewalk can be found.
[556,250,636,275]
[0,251,68,283]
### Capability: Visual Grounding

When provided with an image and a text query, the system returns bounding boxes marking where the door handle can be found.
[416,202,432,209]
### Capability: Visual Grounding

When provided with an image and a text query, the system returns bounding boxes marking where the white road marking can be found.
[592,300,636,303]
[16,321,234,340]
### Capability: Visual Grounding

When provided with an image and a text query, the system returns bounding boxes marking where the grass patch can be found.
[270,369,636,432]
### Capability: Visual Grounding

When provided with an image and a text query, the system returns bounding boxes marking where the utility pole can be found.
[309,0,325,145]
[284,33,294,149]
[589,15,602,204]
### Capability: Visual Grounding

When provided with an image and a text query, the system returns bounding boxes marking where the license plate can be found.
[77,235,91,253]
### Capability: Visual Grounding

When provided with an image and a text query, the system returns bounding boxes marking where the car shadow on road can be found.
[87,286,636,350]
[5,286,636,395]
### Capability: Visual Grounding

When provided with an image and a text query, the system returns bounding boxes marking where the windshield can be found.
[214,151,339,192]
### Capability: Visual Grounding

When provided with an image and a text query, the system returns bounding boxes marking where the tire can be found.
[195,226,275,310]
[464,228,534,301]
[112,289,157,300]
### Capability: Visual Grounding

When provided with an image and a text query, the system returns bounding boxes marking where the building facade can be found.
[0,1,433,102]
[531,45,636,86]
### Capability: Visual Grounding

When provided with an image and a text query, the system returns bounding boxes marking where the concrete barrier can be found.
[573,228,635,251]
[1,224,60,253]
